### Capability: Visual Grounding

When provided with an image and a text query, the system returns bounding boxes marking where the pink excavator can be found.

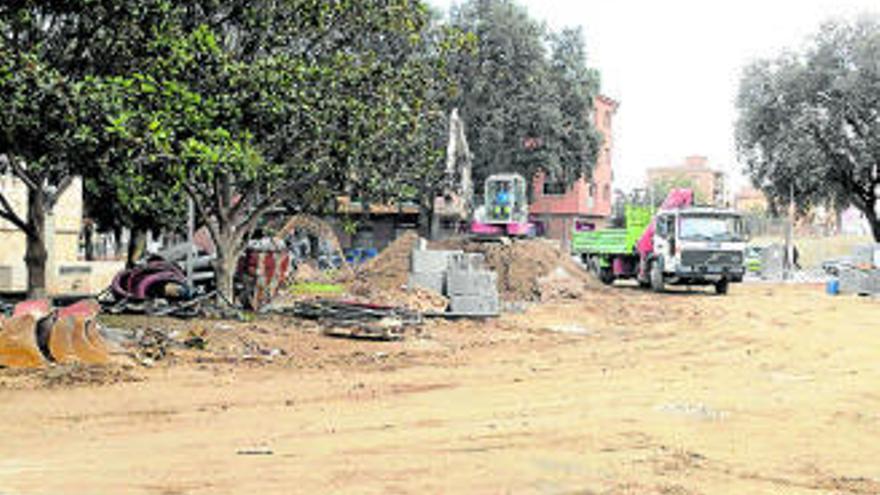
[469,173,534,238]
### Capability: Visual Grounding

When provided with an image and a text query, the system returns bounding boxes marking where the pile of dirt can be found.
[537,266,588,302]
[348,232,449,312]
[433,238,600,302]
[352,232,419,293]
[353,233,595,304]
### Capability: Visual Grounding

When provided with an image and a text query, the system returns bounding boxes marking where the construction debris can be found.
[236,239,292,310]
[265,300,422,341]
[833,243,880,296]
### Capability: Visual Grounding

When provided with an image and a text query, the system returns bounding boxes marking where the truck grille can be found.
[681,250,743,267]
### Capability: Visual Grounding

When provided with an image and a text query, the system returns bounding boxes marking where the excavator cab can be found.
[471,174,533,237]
[481,174,528,225]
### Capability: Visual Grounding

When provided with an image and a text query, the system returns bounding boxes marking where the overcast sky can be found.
[429,0,879,193]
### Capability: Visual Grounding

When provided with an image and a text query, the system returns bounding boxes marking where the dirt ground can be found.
[1,283,879,494]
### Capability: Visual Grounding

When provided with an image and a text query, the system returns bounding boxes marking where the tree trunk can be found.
[83,222,94,261]
[213,237,239,306]
[126,228,146,268]
[865,201,880,242]
[24,188,48,300]
[418,190,434,239]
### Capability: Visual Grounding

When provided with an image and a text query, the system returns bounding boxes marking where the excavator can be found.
[0,298,111,368]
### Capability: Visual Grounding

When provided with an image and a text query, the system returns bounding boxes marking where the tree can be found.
[736,15,880,241]
[446,0,601,194]
[547,28,603,185]
[102,1,453,301]
[0,1,176,297]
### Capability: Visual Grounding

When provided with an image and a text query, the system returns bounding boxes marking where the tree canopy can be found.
[736,15,880,240]
[446,0,602,193]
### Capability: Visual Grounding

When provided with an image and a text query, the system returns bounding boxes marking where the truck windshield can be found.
[679,215,743,242]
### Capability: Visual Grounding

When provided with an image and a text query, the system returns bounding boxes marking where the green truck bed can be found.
[571,204,654,256]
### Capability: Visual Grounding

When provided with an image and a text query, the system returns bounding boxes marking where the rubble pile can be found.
[432,238,598,301]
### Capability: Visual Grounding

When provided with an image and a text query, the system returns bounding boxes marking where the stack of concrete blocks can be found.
[408,240,462,296]
[408,241,500,315]
[839,243,880,295]
[446,253,500,315]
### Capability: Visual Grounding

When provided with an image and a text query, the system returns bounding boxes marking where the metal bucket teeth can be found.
[68,316,110,365]
[0,315,47,368]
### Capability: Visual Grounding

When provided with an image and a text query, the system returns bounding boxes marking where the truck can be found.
[572,189,747,294]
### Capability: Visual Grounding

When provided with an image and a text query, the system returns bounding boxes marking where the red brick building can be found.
[530,94,618,246]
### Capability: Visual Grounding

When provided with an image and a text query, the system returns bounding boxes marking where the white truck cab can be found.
[647,207,747,294]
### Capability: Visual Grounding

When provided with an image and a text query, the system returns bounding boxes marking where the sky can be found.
[429,0,880,194]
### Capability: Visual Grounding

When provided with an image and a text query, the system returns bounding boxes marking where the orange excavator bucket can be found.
[0,299,111,369]
[47,316,79,364]
[0,315,47,368]
[68,316,111,365]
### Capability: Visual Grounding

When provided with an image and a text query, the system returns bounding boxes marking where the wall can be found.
[530,95,617,221]
[646,155,726,206]
[0,175,123,294]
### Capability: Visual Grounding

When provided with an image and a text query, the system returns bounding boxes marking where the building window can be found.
[603,184,611,201]
[543,181,566,195]
[587,182,596,209]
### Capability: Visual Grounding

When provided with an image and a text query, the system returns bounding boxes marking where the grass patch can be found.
[290,282,346,295]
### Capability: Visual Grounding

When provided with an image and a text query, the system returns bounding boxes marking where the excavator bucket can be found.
[68,316,110,365]
[58,299,101,319]
[13,299,51,319]
[47,317,79,364]
[0,300,111,368]
[0,315,47,368]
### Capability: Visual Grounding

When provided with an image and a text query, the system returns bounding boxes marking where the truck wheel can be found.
[714,279,729,295]
[650,261,664,292]
[599,267,615,285]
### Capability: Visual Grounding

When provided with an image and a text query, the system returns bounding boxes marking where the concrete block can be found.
[866,269,880,294]
[408,271,446,294]
[411,249,462,273]
[852,244,877,266]
[446,270,497,296]
[447,252,486,272]
[839,269,873,294]
[449,294,499,315]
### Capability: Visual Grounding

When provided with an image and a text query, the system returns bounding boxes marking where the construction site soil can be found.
[1,283,879,494]
[352,232,599,302]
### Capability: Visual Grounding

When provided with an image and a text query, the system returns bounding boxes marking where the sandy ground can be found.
[1,283,879,494]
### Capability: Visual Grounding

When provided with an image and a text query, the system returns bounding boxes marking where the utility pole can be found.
[186,195,194,293]
[784,182,794,280]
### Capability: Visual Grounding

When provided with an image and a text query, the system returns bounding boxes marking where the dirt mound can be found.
[353,232,419,293]
[353,233,595,304]
[432,238,600,302]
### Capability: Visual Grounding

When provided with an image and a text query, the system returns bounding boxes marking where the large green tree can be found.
[102,1,454,300]
[0,1,170,297]
[736,16,880,241]
[446,0,601,195]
